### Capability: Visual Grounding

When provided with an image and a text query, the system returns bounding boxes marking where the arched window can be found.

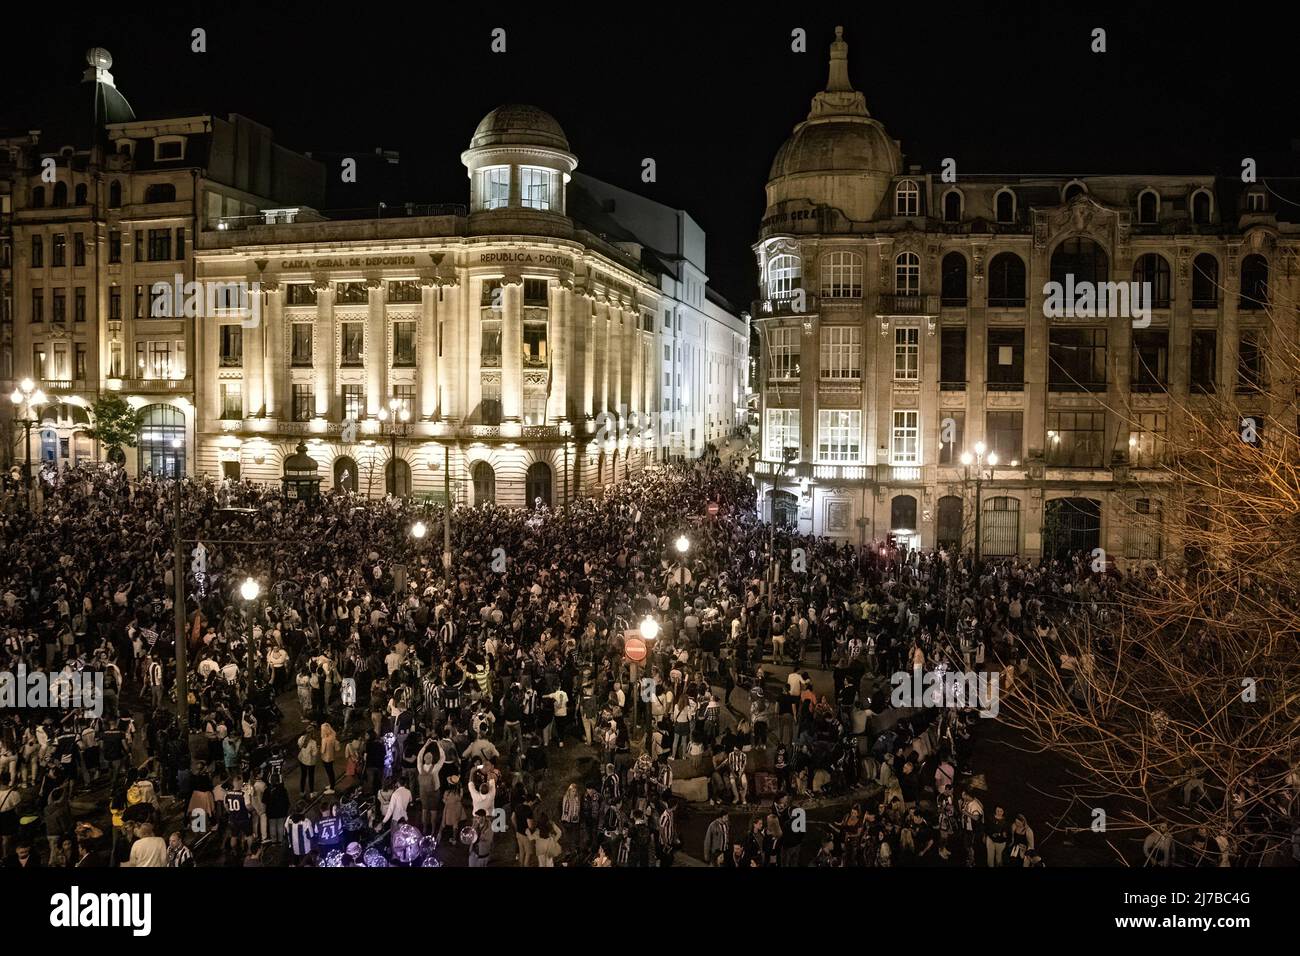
[1191,254,1218,308]
[1191,190,1211,225]
[30,186,45,208]
[994,189,1015,224]
[941,252,967,306]
[1133,253,1171,308]
[894,252,920,296]
[981,496,1020,557]
[1051,237,1109,288]
[144,182,176,204]
[987,252,1026,307]
[942,190,962,223]
[109,181,122,208]
[333,455,358,493]
[1063,182,1087,202]
[472,461,496,505]
[526,461,552,508]
[890,494,918,531]
[1240,254,1268,310]
[895,180,919,217]
[74,184,88,206]
[1137,189,1159,224]
[766,254,801,300]
[819,251,862,299]
[52,182,68,207]
[385,458,411,497]
[137,404,185,478]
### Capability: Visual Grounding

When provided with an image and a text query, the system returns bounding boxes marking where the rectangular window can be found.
[393,385,415,417]
[219,325,243,367]
[134,232,144,262]
[480,317,502,367]
[986,411,1023,463]
[110,341,123,378]
[479,166,510,210]
[891,410,920,464]
[109,288,121,321]
[52,343,69,380]
[286,283,317,306]
[291,323,313,366]
[32,290,43,323]
[520,167,555,210]
[523,278,548,306]
[175,227,185,260]
[480,378,502,425]
[938,410,965,464]
[1049,328,1107,391]
[1125,498,1163,559]
[292,384,313,422]
[340,322,364,366]
[765,408,800,460]
[1190,330,1216,394]
[1128,412,1166,466]
[387,280,421,303]
[334,282,367,304]
[986,329,1024,390]
[767,327,800,380]
[74,233,86,266]
[480,279,503,308]
[31,236,43,268]
[1236,330,1263,392]
[1046,410,1106,467]
[342,385,364,421]
[146,340,172,378]
[52,234,66,267]
[523,319,547,365]
[74,344,87,381]
[134,285,145,319]
[392,320,416,367]
[109,231,121,264]
[817,409,861,462]
[74,287,86,323]
[146,229,171,262]
[894,326,920,381]
[819,326,861,380]
[219,382,242,420]
[1130,329,1168,391]
[820,253,862,298]
[940,328,966,388]
[52,289,66,324]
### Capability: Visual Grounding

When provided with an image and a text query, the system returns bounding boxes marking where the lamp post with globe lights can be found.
[639,615,660,753]
[240,576,262,681]
[376,398,412,496]
[960,441,999,568]
[9,378,47,510]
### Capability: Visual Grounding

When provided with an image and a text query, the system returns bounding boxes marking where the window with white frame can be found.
[765,408,800,460]
[766,254,801,300]
[895,252,920,295]
[891,410,920,464]
[477,166,510,210]
[520,166,557,211]
[820,251,862,298]
[895,180,920,216]
[817,410,861,462]
[820,326,861,380]
[767,327,800,380]
[894,326,919,380]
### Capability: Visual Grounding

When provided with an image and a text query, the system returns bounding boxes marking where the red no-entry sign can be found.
[624,636,647,663]
[706,502,719,517]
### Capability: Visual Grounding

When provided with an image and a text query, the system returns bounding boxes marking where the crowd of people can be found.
[0,444,1167,869]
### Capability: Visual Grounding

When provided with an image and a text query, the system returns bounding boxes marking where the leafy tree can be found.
[86,394,143,463]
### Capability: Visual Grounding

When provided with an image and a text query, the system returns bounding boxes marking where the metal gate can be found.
[770,490,798,528]
[1043,497,1101,559]
[981,496,1020,556]
[937,495,963,549]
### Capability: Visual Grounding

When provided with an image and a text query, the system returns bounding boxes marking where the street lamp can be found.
[960,444,998,567]
[239,576,261,685]
[376,398,412,497]
[675,534,690,556]
[410,520,428,540]
[240,576,261,602]
[638,615,660,754]
[9,379,47,510]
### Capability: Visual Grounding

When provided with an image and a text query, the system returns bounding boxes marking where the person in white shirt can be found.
[125,822,168,867]
[382,779,412,828]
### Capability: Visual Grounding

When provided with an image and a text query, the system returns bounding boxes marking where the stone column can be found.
[314,278,335,418]
[420,276,439,418]
[244,282,264,417]
[501,273,524,422]
[264,283,285,419]
[548,280,569,423]
[610,302,625,421]
[594,298,610,417]
[581,293,596,420]
[366,277,385,414]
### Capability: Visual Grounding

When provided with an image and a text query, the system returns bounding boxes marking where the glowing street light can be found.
[639,616,659,641]
[675,534,690,555]
[240,576,261,602]
[411,520,428,540]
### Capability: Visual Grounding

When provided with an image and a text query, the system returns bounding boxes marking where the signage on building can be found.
[278,255,417,270]
[475,249,575,271]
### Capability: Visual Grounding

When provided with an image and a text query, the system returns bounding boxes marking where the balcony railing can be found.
[754,295,819,317]
[877,294,939,315]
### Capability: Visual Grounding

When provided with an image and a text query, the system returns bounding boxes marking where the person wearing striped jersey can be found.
[285,807,315,861]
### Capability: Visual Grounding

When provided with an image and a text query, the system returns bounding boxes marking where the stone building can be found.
[752,27,1299,563]
[193,105,747,506]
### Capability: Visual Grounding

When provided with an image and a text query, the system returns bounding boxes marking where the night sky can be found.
[3,1,1297,309]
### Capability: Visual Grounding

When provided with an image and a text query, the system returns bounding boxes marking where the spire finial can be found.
[827,26,853,93]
